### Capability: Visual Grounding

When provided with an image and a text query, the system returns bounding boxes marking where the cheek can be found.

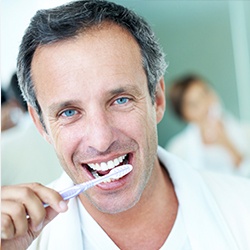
[183,107,198,121]
[128,107,155,135]
[127,107,157,152]
[49,123,81,162]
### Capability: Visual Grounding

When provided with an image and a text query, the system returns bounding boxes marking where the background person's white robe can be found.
[166,114,250,178]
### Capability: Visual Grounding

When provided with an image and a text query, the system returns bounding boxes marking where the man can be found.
[1,1,250,249]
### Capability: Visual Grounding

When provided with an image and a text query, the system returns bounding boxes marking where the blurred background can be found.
[1,0,250,184]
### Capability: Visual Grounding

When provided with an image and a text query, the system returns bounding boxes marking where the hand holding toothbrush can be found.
[1,183,69,250]
[1,164,132,250]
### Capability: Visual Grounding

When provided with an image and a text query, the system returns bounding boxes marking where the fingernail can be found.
[1,231,8,239]
[59,200,68,211]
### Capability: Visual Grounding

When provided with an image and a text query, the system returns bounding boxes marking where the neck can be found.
[79,164,178,249]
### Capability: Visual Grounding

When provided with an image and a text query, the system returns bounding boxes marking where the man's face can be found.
[30,24,165,213]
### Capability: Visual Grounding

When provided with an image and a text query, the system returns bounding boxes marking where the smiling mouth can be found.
[84,154,130,182]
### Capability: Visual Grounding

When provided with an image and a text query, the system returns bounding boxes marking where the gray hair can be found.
[17,0,167,120]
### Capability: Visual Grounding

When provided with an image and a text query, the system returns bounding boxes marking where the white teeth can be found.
[88,154,127,181]
[88,154,127,172]
[92,171,100,179]
[114,158,119,166]
[107,160,115,169]
[100,162,108,171]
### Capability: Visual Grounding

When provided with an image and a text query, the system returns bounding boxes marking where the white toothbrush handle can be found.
[43,164,133,207]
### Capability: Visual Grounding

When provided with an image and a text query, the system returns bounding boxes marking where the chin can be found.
[88,191,141,215]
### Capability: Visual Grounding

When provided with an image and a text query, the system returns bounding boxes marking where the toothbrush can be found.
[44,164,133,207]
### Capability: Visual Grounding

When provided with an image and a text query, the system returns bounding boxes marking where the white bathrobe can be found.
[28,147,250,250]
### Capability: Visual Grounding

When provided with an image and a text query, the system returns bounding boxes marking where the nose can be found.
[85,110,115,153]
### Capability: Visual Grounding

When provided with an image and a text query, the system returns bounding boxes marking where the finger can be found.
[25,184,69,231]
[1,213,15,239]
[2,185,47,231]
[2,184,68,232]
[2,184,68,213]
[1,200,28,239]
[40,206,62,230]
[25,183,68,213]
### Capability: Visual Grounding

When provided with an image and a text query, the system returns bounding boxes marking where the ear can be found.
[28,105,52,144]
[155,77,166,124]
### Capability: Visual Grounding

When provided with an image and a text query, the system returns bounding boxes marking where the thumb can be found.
[37,200,69,232]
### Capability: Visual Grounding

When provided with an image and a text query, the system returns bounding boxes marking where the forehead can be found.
[185,81,207,96]
[31,23,146,103]
[32,23,142,73]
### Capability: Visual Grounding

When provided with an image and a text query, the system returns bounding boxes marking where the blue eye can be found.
[115,97,129,105]
[62,109,77,117]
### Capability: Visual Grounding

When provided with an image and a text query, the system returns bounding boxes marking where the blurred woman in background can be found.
[1,76,26,132]
[165,74,250,177]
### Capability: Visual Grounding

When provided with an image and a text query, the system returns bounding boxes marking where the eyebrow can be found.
[109,85,142,97]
